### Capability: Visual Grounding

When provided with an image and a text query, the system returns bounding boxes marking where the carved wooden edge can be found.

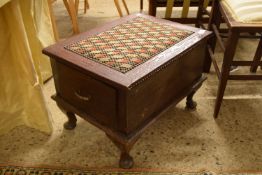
[128,36,210,89]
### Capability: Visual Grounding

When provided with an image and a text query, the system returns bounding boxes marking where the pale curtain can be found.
[0,0,55,135]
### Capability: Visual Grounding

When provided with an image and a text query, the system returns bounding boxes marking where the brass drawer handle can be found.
[74,91,91,101]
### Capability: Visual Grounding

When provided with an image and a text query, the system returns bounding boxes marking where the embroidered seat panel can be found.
[65,17,193,73]
[221,0,262,23]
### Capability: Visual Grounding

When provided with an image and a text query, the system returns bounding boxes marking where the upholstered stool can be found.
[43,14,211,168]
[205,0,262,118]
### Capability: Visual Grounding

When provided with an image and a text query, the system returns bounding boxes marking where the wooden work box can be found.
[43,13,211,169]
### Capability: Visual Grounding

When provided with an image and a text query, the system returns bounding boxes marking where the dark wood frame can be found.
[204,0,262,118]
[43,13,211,169]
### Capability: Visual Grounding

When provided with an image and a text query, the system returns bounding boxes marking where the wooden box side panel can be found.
[51,59,118,129]
[126,42,206,133]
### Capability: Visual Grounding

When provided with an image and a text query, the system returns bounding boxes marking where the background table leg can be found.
[114,0,123,17]
[63,0,80,34]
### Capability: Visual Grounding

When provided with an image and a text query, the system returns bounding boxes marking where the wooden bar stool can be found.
[205,0,262,118]
[63,0,130,33]
[114,0,130,17]
[63,0,80,34]
[75,0,90,14]
[48,0,131,38]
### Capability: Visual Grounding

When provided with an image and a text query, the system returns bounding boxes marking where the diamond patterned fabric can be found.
[65,17,193,73]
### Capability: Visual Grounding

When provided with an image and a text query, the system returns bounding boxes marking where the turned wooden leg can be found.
[84,0,89,14]
[214,32,239,118]
[140,0,143,12]
[64,112,77,130]
[203,0,221,73]
[250,37,262,73]
[196,0,204,28]
[75,0,79,15]
[148,0,157,16]
[107,134,140,169]
[185,90,197,111]
[165,0,175,18]
[63,0,80,34]
[122,0,130,15]
[114,0,123,17]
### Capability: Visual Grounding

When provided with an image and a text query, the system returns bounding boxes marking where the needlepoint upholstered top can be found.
[43,13,211,169]
[65,17,193,73]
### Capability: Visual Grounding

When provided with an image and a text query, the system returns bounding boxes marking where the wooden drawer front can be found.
[55,62,117,128]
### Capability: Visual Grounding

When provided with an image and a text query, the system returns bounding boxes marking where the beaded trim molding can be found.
[65,17,193,73]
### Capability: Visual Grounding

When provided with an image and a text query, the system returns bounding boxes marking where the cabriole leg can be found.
[64,112,77,130]
[107,134,140,169]
[186,90,197,111]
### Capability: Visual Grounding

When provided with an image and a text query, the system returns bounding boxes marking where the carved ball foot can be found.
[185,100,197,111]
[64,121,76,130]
[63,112,77,130]
[63,121,77,130]
[119,153,134,169]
